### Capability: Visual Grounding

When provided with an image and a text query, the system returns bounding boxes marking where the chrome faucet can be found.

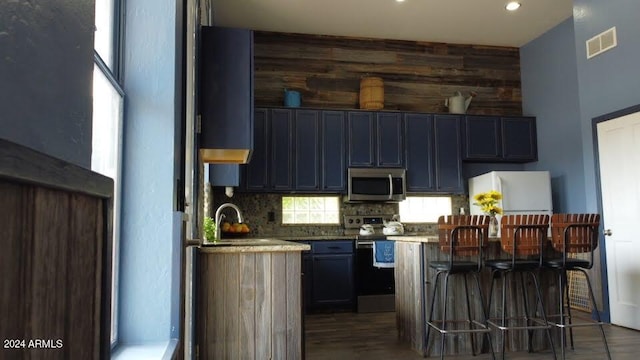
[214,203,244,240]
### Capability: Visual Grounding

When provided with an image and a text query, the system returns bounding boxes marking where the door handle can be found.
[603,229,613,236]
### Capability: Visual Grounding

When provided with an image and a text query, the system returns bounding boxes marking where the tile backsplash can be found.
[210,188,468,238]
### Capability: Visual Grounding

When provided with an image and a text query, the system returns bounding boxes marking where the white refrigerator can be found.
[468,171,553,234]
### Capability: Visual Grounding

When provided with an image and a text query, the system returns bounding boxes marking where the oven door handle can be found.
[356,240,374,249]
[388,173,393,200]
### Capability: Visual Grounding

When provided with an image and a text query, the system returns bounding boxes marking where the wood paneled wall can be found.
[254,32,522,116]
[0,139,113,360]
[197,251,303,359]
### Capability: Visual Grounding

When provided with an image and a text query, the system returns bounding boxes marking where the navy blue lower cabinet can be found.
[311,254,354,308]
[310,240,355,310]
[433,115,464,193]
[404,113,435,192]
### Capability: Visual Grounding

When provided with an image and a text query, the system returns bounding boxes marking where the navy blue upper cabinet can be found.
[321,111,347,192]
[243,108,345,193]
[347,111,376,167]
[404,113,435,192]
[377,112,404,167]
[270,109,294,190]
[245,109,269,190]
[462,116,501,160]
[502,117,537,162]
[433,115,464,193]
[462,115,537,163]
[348,111,403,168]
[200,26,254,163]
[295,110,321,191]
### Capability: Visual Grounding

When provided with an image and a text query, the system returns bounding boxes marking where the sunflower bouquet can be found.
[473,190,503,216]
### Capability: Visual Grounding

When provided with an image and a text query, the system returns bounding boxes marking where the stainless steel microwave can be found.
[347,168,406,202]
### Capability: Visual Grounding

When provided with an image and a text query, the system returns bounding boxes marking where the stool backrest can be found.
[550,213,600,254]
[437,215,490,257]
[500,214,550,256]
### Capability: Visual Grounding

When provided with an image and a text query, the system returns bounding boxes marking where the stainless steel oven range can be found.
[344,214,396,313]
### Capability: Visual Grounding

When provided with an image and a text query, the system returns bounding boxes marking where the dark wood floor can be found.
[305,311,640,359]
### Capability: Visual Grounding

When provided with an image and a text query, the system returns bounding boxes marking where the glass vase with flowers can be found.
[473,190,503,236]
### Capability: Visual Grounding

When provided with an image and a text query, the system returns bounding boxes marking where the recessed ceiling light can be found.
[396,0,406,2]
[505,1,521,11]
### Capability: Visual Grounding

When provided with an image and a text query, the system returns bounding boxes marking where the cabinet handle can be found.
[388,173,393,200]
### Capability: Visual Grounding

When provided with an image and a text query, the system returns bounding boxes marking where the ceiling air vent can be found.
[586,27,617,59]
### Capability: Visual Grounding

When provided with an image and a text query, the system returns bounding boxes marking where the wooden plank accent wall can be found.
[197,251,303,359]
[254,31,522,116]
[0,139,113,360]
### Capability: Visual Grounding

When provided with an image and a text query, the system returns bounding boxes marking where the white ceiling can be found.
[210,0,573,47]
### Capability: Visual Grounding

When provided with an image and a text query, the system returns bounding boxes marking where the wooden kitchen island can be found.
[197,239,310,360]
[390,235,559,357]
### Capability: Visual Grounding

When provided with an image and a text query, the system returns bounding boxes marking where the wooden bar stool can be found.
[426,215,495,359]
[546,213,611,359]
[485,214,557,360]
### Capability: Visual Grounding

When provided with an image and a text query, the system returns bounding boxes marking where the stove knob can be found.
[348,219,353,224]
[356,219,361,224]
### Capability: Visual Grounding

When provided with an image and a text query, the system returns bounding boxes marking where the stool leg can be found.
[426,271,443,357]
[473,272,496,360]
[500,272,508,360]
[558,270,566,360]
[440,272,451,360]
[529,271,558,360]
[562,270,574,350]
[518,272,533,353]
[580,269,611,360]
[463,273,477,356]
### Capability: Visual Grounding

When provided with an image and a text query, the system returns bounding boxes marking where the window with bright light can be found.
[91,64,124,345]
[398,196,452,223]
[94,0,117,70]
[93,0,123,346]
[282,196,340,224]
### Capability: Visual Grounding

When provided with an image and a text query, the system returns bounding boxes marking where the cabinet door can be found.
[376,112,404,167]
[210,164,239,187]
[270,109,294,190]
[200,26,253,152]
[244,108,269,190]
[321,111,346,192]
[405,113,435,192]
[347,111,375,167]
[294,110,321,191]
[502,117,537,162]
[463,116,501,160]
[311,254,354,307]
[433,115,464,193]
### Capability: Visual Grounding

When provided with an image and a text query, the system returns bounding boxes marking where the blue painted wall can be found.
[573,0,640,211]
[118,0,180,343]
[520,17,585,213]
[0,0,94,168]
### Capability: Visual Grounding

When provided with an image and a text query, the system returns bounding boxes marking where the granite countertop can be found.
[200,238,311,253]
[386,235,439,243]
[387,235,501,243]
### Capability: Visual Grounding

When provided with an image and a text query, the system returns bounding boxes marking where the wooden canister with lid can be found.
[359,77,384,110]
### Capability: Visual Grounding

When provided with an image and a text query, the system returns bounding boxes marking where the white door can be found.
[596,110,640,330]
